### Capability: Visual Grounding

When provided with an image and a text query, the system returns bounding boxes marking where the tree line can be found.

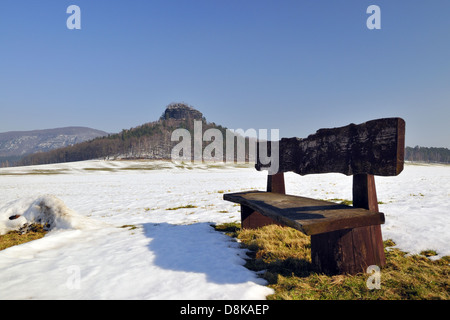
[405,146,450,164]
[16,117,230,167]
[2,126,448,167]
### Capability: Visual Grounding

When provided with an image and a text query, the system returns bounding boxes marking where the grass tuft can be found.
[420,249,438,257]
[166,205,198,210]
[119,224,138,230]
[0,224,47,251]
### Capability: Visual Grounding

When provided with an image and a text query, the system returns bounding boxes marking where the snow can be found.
[0,160,449,299]
[0,195,100,235]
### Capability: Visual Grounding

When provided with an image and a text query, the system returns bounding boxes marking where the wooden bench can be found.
[224,117,405,275]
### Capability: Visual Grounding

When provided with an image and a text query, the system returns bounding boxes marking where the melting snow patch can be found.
[0,195,98,235]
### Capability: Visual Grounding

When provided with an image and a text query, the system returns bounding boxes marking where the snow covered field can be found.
[0,160,449,299]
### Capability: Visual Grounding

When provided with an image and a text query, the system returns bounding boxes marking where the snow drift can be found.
[0,195,97,235]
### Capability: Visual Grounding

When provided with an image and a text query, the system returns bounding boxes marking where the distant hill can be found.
[0,127,108,167]
[16,103,242,167]
[4,106,448,168]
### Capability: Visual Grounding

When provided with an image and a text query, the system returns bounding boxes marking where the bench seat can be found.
[224,191,385,236]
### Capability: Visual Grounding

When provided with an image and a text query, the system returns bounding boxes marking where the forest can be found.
[15,117,231,166]
[404,146,450,164]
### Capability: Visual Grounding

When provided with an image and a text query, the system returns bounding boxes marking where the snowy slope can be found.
[0,127,108,157]
[0,160,448,299]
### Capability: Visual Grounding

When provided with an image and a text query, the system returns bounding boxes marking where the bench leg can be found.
[352,173,386,269]
[240,205,282,229]
[267,172,285,194]
[310,224,385,275]
[240,172,286,229]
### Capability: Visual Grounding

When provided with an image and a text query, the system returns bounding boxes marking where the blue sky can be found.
[0,0,449,147]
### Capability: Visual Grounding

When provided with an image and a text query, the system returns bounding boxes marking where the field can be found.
[0,160,449,299]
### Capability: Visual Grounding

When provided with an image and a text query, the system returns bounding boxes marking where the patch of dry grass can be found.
[215,223,450,300]
[0,224,47,251]
[166,204,198,210]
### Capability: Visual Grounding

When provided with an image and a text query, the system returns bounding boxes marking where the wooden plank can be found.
[224,191,385,236]
[312,225,386,275]
[352,173,386,268]
[367,224,386,268]
[266,172,285,194]
[351,226,375,272]
[256,117,405,176]
[353,174,379,211]
[310,173,386,275]
[311,229,356,275]
[241,205,283,229]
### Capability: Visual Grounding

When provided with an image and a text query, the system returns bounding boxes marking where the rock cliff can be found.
[161,103,204,121]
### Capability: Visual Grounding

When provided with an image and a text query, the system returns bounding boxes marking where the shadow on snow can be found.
[142,222,263,285]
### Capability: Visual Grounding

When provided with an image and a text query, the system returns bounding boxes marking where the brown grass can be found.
[0,224,47,251]
[215,223,450,300]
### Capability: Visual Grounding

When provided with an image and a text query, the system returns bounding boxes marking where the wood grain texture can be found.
[241,205,283,229]
[311,225,386,275]
[310,173,386,274]
[352,173,386,268]
[224,191,385,236]
[266,172,285,194]
[256,117,405,176]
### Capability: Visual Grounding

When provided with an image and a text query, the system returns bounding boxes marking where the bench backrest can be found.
[256,117,405,177]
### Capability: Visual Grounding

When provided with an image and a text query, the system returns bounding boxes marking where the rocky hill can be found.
[16,103,240,167]
[160,102,204,121]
